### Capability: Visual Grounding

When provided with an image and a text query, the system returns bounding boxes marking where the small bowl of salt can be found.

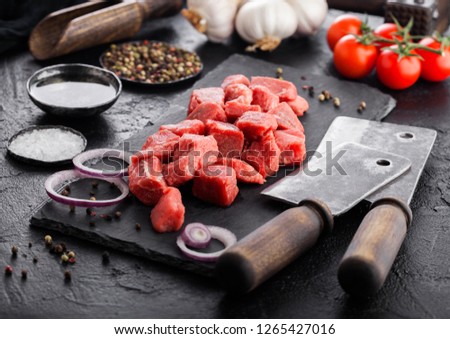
[27,63,122,118]
[7,125,87,166]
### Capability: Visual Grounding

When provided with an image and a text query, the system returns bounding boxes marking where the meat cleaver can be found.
[215,117,436,294]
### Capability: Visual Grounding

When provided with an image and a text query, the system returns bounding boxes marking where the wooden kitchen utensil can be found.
[29,0,183,60]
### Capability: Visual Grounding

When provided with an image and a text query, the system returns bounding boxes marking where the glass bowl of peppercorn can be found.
[100,40,203,86]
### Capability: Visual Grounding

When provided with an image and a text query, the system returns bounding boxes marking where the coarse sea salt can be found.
[8,128,86,162]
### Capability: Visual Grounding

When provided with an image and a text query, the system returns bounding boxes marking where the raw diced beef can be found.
[221,74,250,89]
[267,102,304,132]
[251,85,280,112]
[128,155,167,206]
[281,128,305,138]
[286,96,309,116]
[242,131,280,178]
[162,156,196,187]
[224,84,253,105]
[140,130,180,162]
[206,120,244,158]
[224,101,261,122]
[214,158,265,184]
[274,130,306,166]
[150,187,185,233]
[251,76,297,101]
[192,165,239,207]
[235,111,278,140]
[187,102,227,123]
[175,134,219,169]
[188,87,224,114]
[160,119,205,136]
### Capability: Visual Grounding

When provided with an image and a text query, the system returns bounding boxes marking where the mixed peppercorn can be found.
[101,40,202,84]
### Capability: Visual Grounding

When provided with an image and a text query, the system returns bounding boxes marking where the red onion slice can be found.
[180,223,212,249]
[45,169,129,207]
[177,225,237,262]
[73,148,132,178]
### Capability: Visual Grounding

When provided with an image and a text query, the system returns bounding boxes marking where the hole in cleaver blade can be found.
[261,142,411,216]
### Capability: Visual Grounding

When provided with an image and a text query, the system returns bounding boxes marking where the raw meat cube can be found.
[224,101,261,122]
[235,111,278,140]
[192,165,239,207]
[128,155,167,206]
[242,131,280,178]
[140,130,180,162]
[214,158,265,184]
[162,156,196,187]
[206,120,244,158]
[187,102,227,123]
[221,74,250,89]
[274,130,306,166]
[251,76,297,101]
[224,84,253,105]
[150,187,185,233]
[286,96,309,116]
[267,102,304,132]
[160,119,205,136]
[188,87,224,114]
[251,85,280,112]
[281,129,305,138]
[175,134,219,169]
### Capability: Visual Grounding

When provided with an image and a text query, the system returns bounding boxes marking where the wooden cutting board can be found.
[30,54,396,276]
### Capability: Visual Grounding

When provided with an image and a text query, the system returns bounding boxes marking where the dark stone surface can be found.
[1,10,450,318]
[30,54,395,277]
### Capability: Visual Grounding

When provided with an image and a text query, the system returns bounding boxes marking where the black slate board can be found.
[30,54,396,277]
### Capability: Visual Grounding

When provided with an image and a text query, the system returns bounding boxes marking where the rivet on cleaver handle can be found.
[215,142,412,293]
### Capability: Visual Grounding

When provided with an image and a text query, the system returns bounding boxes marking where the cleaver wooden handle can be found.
[338,197,412,297]
[215,199,333,294]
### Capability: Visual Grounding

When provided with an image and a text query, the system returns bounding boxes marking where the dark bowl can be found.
[27,63,122,118]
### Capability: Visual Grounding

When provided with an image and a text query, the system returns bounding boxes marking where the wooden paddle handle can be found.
[215,200,333,294]
[136,0,183,19]
[338,197,412,297]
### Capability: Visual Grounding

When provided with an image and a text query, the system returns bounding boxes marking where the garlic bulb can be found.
[235,0,297,52]
[285,0,328,37]
[182,0,241,43]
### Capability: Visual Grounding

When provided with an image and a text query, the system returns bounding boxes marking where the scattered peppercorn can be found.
[114,211,122,219]
[322,90,332,101]
[68,257,76,264]
[61,189,70,196]
[69,205,75,213]
[68,251,76,259]
[21,269,27,280]
[5,265,13,275]
[44,235,53,246]
[86,208,93,216]
[89,197,96,201]
[89,221,96,227]
[33,257,38,264]
[360,101,367,109]
[102,251,110,263]
[64,270,71,281]
[28,242,32,248]
[61,254,69,263]
[301,85,310,90]
[60,243,67,252]
[308,86,315,97]
[333,97,341,108]
[301,76,306,80]
[135,223,141,231]
[318,94,326,102]
[64,185,71,193]
[91,180,99,188]
[101,41,202,84]
[11,245,18,256]
[55,244,64,254]
[89,191,96,197]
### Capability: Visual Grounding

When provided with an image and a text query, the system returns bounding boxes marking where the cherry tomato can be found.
[373,23,403,50]
[376,48,421,90]
[327,14,362,51]
[333,35,378,79]
[416,37,450,82]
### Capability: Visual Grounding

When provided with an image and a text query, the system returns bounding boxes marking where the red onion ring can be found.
[72,148,132,178]
[177,225,237,262]
[180,223,212,249]
[45,169,129,207]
